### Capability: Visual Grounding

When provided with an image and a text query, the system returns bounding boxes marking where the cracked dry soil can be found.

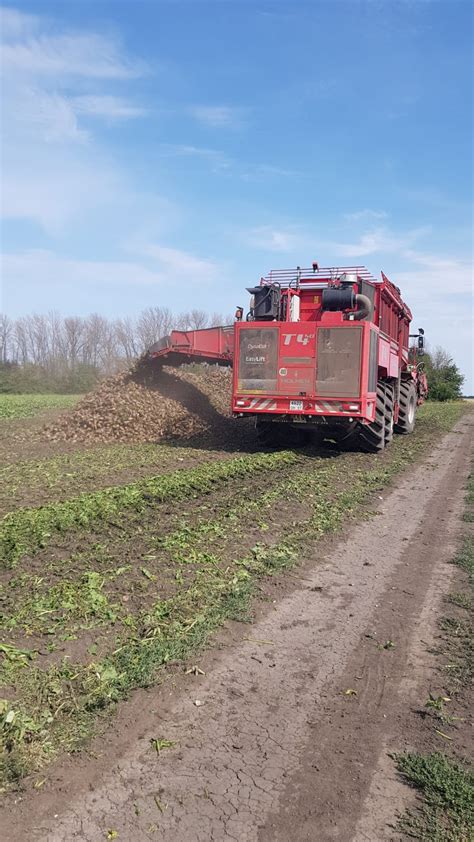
[3,418,472,842]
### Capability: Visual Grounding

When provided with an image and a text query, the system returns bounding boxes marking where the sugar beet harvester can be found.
[147,265,428,453]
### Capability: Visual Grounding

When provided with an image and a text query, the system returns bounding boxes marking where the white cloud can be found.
[396,253,473,298]
[12,86,88,143]
[330,226,431,258]
[240,163,303,182]
[157,144,231,172]
[0,5,148,230]
[1,149,120,233]
[1,29,145,79]
[189,105,246,128]
[1,245,221,308]
[73,95,147,120]
[137,243,220,281]
[244,223,430,259]
[1,250,166,297]
[245,226,306,252]
[9,89,145,147]
[0,6,39,38]
[343,209,389,222]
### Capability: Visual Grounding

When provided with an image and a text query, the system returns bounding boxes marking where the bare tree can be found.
[82,314,110,369]
[208,312,234,327]
[14,318,29,365]
[115,316,139,361]
[0,314,12,363]
[61,317,85,370]
[188,309,209,330]
[136,306,174,352]
[47,311,64,371]
[174,311,189,330]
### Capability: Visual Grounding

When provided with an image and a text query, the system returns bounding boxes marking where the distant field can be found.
[0,394,81,420]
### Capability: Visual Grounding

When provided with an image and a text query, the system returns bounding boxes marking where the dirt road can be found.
[4,417,472,841]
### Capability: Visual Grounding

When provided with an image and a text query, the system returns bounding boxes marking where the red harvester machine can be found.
[147,264,428,452]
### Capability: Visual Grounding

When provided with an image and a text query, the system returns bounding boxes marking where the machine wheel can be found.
[394,379,417,434]
[324,421,358,449]
[341,382,386,454]
[382,381,395,446]
[356,381,386,453]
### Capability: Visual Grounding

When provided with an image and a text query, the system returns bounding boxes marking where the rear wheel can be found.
[341,381,386,454]
[394,380,417,434]
[382,381,394,446]
[357,381,386,453]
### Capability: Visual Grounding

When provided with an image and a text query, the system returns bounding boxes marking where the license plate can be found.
[289,400,304,411]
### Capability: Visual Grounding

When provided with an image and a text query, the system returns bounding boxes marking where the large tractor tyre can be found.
[324,421,358,450]
[394,380,417,435]
[356,381,386,453]
[382,381,395,446]
[340,382,386,454]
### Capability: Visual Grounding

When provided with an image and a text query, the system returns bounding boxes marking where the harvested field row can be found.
[0,402,469,790]
[0,450,300,568]
[0,441,243,517]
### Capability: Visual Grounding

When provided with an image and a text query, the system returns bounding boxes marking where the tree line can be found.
[0,310,464,399]
[0,307,232,393]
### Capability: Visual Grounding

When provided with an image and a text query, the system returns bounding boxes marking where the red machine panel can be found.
[277,326,316,395]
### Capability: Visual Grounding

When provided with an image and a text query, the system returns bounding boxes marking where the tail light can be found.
[343,402,360,412]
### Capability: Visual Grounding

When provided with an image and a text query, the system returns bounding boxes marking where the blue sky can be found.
[1,0,472,388]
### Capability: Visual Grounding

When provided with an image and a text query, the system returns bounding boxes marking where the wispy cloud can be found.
[241,163,303,182]
[243,223,427,258]
[157,143,231,172]
[399,185,470,213]
[2,149,120,232]
[2,249,167,292]
[157,145,299,181]
[343,209,389,222]
[133,242,220,283]
[1,244,221,313]
[0,5,39,38]
[1,6,148,231]
[13,87,89,143]
[189,104,246,128]
[73,95,147,120]
[330,226,431,258]
[398,252,473,297]
[245,226,307,252]
[0,13,145,79]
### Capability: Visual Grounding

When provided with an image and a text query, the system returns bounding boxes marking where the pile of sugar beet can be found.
[45,361,236,444]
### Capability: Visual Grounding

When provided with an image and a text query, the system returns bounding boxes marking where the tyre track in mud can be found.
[3,416,471,842]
